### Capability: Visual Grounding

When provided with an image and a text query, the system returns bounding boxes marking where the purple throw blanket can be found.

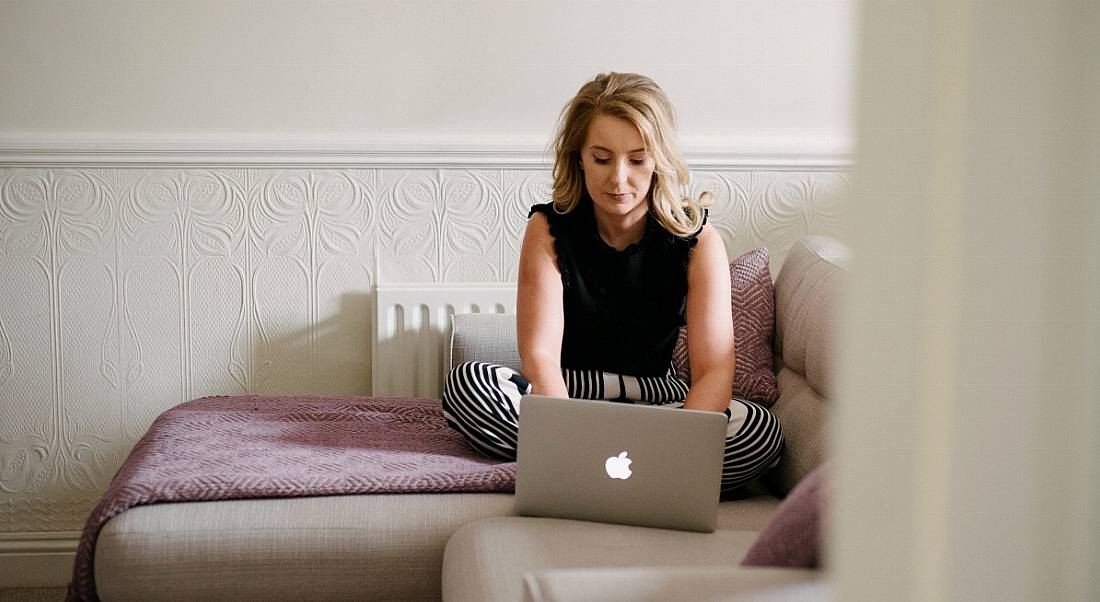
[67,395,516,601]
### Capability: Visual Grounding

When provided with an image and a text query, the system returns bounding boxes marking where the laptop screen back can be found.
[514,395,727,533]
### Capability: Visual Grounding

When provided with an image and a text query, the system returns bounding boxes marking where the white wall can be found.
[834,1,1100,600]
[0,0,853,149]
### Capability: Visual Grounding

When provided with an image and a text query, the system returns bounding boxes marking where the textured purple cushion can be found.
[741,461,828,568]
[672,247,779,405]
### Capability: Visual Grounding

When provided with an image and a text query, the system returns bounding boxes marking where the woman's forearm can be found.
[521,358,567,400]
[530,377,569,398]
[515,213,568,399]
[682,368,734,413]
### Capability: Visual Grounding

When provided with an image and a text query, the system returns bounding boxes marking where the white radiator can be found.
[372,284,517,398]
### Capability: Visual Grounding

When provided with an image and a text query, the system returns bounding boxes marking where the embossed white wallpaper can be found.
[0,160,847,535]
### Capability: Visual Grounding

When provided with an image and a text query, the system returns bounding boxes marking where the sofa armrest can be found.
[523,566,826,602]
[448,312,522,373]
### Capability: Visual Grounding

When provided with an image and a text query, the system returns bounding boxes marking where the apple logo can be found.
[605,451,633,480]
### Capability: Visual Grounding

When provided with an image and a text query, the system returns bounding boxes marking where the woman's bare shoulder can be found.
[523,210,555,244]
[691,223,726,256]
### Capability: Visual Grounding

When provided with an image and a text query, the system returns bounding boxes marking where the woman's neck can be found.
[593,205,648,251]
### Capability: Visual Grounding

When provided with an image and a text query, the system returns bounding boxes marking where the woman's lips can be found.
[606,192,631,201]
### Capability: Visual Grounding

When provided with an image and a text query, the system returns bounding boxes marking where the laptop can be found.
[514,395,727,533]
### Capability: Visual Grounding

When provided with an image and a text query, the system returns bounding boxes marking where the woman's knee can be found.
[442,362,491,416]
[445,362,488,385]
[723,401,784,468]
[444,362,499,399]
[442,362,527,422]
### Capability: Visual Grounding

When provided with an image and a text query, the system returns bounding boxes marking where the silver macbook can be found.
[514,395,727,533]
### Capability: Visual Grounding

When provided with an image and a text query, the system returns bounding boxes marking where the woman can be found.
[442,72,783,492]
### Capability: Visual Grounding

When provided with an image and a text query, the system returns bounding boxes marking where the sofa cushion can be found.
[773,236,847,399]
[450,312,522,373]
[522,566,826,602]
[671,247,779,405]
[763,236,846,495]
[713,490,784,531]
[765,366,829,495]
[742,462,829,569]
[443,517,763,602]
[441,491,779,601]
[95,493,514,601]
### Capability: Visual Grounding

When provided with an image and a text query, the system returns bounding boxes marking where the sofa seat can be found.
[441,486,782,601]
[94,488,779,601]
[442,502,792,602]
[94,493,514,602]
[523,567,825,602]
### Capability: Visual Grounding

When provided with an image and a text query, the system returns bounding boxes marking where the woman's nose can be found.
[610,160,629,184]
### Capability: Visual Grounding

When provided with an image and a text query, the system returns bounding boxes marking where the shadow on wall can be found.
[247,291,374,397]
[207,288,506,403]
[371,291,517,401]
[371,302,478,401]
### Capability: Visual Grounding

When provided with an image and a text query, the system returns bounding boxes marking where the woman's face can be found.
[580,113,655,223]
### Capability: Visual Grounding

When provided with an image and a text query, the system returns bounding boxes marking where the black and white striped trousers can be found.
[441,361,784,492]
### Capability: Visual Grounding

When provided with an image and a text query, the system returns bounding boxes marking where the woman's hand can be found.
[516,212,570,398]
[681,224,736,413]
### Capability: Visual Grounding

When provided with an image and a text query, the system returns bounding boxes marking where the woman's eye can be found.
[630,159,645,165]
[593,157,610,165]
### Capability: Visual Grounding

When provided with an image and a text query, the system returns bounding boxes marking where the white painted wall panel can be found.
[0,1,854,147]
[1,260,50,441]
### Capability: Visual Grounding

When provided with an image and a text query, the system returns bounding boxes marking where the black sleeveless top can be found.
[529,199,705,377]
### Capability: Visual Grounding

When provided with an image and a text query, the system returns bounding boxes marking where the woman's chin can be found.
[594,197,645,216]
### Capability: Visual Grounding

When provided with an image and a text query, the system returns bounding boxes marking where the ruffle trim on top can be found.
[528,202,574,290]
[528,201,708,293]
[683,207,710,270]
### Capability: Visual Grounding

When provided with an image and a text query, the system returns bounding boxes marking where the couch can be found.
[90,236,845,601]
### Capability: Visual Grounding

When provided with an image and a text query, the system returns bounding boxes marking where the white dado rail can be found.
[0,135,850,586]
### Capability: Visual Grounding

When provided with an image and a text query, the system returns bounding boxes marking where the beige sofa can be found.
[92,236,844,601]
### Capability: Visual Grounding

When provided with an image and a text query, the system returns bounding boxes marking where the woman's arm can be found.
[516,212,570,398]
[682,224,735,413]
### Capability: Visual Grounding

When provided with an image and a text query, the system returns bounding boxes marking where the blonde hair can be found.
[550,72,712,237]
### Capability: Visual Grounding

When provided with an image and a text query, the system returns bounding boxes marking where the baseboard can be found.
[0,535,79,588]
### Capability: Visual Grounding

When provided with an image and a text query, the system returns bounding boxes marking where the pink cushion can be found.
[671,247,779,405]
[741,461,828,568]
